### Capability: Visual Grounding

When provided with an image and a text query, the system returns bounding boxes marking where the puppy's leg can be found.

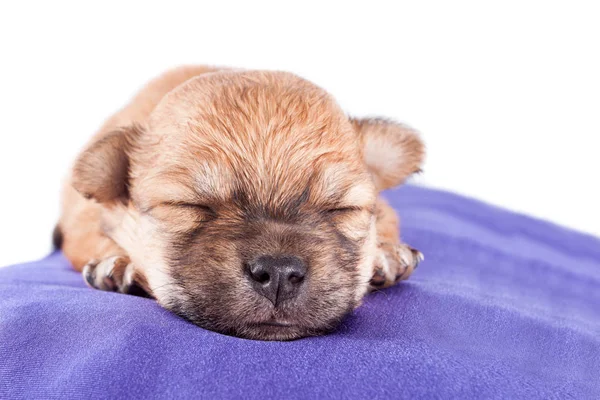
[369,198,423,290]
[59,185,150,296]
[82,256,150,297]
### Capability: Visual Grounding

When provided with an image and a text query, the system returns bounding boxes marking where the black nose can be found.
[247,255,307,306]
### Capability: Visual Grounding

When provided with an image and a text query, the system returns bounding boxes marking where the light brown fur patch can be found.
[58,66,425,340]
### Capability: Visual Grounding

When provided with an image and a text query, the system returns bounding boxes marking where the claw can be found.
[413,249,424,267]
[370,268,387,286]
[397,247,413,267]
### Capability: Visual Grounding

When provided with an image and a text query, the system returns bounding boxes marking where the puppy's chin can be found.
[228,323,336,341]
[176,314,341,341]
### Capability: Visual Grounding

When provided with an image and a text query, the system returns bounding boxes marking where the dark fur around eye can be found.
[176,203,214,212]
[326,206,363,214]
[161,202,217,217]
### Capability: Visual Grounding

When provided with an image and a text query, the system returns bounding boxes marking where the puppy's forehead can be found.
[148,70,358,148]
[140,70,371,206]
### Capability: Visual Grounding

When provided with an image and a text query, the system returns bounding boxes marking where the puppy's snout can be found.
[246,255,306,306]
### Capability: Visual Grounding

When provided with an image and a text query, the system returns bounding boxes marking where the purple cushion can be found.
[1,185,599,399]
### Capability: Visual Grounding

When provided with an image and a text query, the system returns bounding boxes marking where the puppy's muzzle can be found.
[246,255,306,306]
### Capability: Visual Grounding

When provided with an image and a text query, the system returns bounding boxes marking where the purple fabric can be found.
[1,185,599,399]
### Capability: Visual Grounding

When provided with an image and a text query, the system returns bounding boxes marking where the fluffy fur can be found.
[57,66,425,340]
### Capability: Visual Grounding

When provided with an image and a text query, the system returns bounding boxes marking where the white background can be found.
[0,1,598,267]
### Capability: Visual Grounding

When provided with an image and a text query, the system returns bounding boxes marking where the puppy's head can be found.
[73,71,424,340]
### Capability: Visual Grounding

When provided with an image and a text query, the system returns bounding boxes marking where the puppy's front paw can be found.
[83,256,134,293]
[369,243,423,290]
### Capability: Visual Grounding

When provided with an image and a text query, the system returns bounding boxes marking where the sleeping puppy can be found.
[56,66,425,340]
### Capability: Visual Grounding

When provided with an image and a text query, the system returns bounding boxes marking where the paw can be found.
[83,256,134,293]
[369,243,423,290]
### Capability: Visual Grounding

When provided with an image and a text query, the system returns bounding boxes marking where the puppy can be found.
[56,66,424,340]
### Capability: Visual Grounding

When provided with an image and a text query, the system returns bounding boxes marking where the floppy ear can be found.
[72,125,142,203]
[351,118,425,191]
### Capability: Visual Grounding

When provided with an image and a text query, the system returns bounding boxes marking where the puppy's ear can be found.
[351,118,424,191]
[72,125,142,203]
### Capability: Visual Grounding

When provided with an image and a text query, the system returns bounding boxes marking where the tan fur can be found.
[62,66,219,270]
[352,118,425,191]
[58,66,424,340]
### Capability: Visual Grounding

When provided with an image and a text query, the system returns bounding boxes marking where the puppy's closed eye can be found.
[150,202,217,234]
[325,206,365,215]
[165,202,216,215]
[163,202,217,220]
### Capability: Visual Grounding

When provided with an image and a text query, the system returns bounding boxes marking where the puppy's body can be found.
[58,66,424,340]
